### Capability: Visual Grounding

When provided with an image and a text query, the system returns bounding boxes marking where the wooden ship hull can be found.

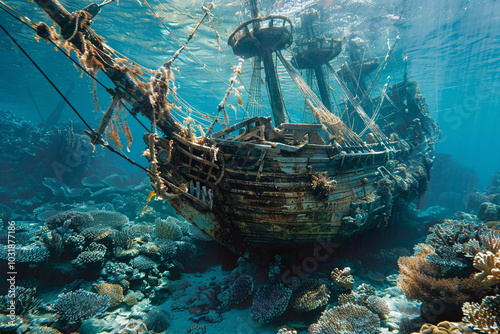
[152,81,439,262]
[25,0,440,263]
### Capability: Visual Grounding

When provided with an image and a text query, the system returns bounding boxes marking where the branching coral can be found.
[155,217,183,240]
[131,255,156,271]
[73,242,107,265]
[290,279,330,313]
[337,293,390,321]
[331,267,354,290]
[473,251,500,286]
[51,289,110,324]
[308,302,380,334]
[45,211,94,232]
[462,299,498,334]
[219,274,254,309]
[0,244,49,263]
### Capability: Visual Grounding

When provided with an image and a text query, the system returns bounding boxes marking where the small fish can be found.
[141,190,156,214]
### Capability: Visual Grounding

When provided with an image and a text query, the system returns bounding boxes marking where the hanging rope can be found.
[144,0,230,86]
[1,24,94,131]
[0,0,154,135]
[276,51,365,147]
[359,37,399,105]
[327,62,388,143]
[1,23,151,174]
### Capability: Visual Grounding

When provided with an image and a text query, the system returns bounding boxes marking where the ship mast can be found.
[33,0,184,137]
[293,10,342,113]
[228,0,293,126]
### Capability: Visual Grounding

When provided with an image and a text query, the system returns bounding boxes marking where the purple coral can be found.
[227,274,253,305]
[219,274,254,310]
[250,283,292,323]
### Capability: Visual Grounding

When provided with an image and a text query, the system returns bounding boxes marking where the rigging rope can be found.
[0,1,151,133]
[359,37,399,106]
[1,23,151,174]
[144,0,230,87]
[276,51,365,147]
[327,62,388,143]
[1,23,93,131]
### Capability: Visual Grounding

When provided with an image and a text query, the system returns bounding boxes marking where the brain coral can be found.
[52,289,110,324]
[290,279,330,312]
[250,283,292,323]
[419,321,470,334]
[308,302,380,334]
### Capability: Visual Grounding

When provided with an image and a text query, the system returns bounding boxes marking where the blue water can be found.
[0,0,499,333]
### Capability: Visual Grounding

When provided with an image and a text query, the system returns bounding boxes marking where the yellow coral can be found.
[473,251,500,285]
[291,279,330,312]
[418,321,469,334]
[94,283,124,307]
[124,293,138,307]
[331,267,354,290]
[462,301,498,334]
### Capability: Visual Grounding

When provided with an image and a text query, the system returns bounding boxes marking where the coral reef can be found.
[290,278,331,312]
[73,242,107,266]
[143,308,170,332]
[462,296,500,334]
[398,217,500,322]
[90,210,129,228]
[51,289,110,324]
[331,266,354,290]
[250,283,292,323]
[478,202,500,222]
[45,211,94,232]
[398,243,488,321]
[218,274,254,309]
[94,282,124,307]
[0,243,49,263]
[131,255,156,270]
[417,321,471,334]
[155,217,183,240]
[308,302,380,334]
[186,324,207,334]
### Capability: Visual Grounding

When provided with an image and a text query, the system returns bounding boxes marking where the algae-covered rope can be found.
[163,2,214,68]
